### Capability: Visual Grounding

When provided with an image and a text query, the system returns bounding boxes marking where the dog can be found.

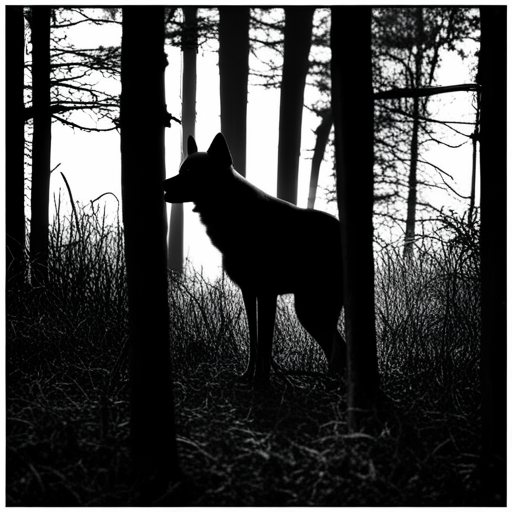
[163,133,346,385]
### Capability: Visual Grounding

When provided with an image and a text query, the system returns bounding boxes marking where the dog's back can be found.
[199,170,342,298]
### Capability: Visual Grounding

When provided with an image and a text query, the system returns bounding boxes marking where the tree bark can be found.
[6,6,26,283]
[121,6,180,503]
[331,6,379,432]
[219,7,250,177]
[276,7,315,205]
[168,7,198,272]
[30,6,52,283]
[477,6,506,505]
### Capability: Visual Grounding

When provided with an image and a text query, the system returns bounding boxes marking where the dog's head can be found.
[163,133,233,204]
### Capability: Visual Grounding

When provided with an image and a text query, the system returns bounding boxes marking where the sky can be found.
[38,7,480,278]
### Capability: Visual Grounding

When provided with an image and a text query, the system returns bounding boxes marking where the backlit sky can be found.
[42,7,480,278]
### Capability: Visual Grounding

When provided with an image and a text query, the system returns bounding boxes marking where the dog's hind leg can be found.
[294,291,347,376]
[254,293,277,386]
[241,289,257,381]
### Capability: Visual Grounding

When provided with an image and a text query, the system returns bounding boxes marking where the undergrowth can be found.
[6,203,485,505]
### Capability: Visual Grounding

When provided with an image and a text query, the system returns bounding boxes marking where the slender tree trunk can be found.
[6,6,26,283]
[168,7,198,271]
[219,7,250,177]
[477,6,506,505]
[276,7,315,205]
[331,6,379,432]
[30,6,52,283]
[469,92,480,224]
[403,97,420,257]
[403,7,424,258]
[121,7,180,503]
[307,108,332,209]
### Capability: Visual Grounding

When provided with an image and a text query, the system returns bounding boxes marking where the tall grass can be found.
[6,201,485,506]
[375,215,480,414]
[7,197,131,505]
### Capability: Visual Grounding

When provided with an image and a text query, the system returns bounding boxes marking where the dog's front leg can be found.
[254,293,277,386]
[241,289,257,381]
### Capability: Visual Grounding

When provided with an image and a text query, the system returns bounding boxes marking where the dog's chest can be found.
[200,206,269,255]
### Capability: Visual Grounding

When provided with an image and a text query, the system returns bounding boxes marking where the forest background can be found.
[5,4,507,507]
[6,5,482,278]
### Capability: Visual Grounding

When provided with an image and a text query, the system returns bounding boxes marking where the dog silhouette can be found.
[163,133,346,385]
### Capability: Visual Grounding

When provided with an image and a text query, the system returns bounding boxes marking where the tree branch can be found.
[375,83,481,100]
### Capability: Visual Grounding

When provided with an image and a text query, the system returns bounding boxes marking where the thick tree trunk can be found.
[219,7,250,177]
[331,6,379,432]
[6,6,26,283]
[307,108,332,209]
[276,7,315,205]
[477,6,506,505]
[30,6,52,283]
[121,6,180,503]
[168,7,198,272]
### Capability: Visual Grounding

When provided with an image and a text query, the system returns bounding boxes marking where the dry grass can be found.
[6,203,486,506]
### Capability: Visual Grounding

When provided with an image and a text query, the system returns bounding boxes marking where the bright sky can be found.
[45,8,479,278]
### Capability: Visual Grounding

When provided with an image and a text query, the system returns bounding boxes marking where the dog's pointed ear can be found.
[187,135,198,155]
[207,133,232,167]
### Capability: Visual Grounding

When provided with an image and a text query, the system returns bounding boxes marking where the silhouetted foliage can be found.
[372,7,480,248]
[25,8,121,131]
[165,7,217,51]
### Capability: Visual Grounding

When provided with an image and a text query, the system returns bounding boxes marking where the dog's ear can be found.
[187,136,198,156]
[207,133,232,167]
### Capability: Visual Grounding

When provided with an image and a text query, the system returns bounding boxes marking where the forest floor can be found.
[6,262,488,506]
[7,208,492,505]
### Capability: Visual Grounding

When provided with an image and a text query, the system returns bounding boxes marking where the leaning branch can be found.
[374,83,480,100]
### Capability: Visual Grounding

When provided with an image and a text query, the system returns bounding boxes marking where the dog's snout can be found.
[163,174,191,204]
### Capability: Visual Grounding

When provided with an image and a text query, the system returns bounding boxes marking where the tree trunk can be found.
[276,7,315,205]
[307,108,332,209]
[469,93,480,224]
[30,6,52,283]
[331,6,379,432]
[121,6,180,503]
[403,97,420,257]
[403,7,424,258]
[168,7,198,271]
[477,6,506,505]
[219,7,250,177]
[6,6,26,283]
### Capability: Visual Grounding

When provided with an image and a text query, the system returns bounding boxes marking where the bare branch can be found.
[374,83,480,100]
